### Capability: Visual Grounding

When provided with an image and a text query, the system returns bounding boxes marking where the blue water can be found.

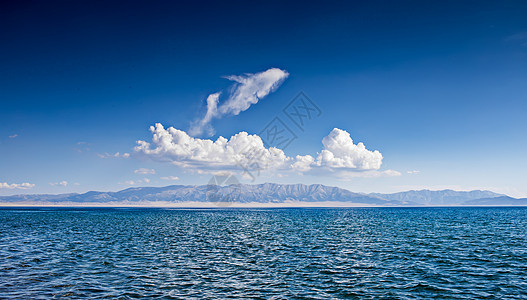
[1,207,526,299]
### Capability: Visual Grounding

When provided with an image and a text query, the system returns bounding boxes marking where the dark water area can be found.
[1,207,526,299]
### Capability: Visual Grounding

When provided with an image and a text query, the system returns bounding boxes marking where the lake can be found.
[1,207,526,299]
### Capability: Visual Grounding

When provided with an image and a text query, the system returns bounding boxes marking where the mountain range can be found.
[1,183,526,207]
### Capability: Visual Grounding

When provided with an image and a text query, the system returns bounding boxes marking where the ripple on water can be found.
[0,207,526,299]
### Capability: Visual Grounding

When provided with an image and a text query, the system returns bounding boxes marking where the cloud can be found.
[339,169,401,178]
[121,178,150,186]
[313,128,383,171]
[407,170,420,174]
[189,68,289,136]
[0,182,35,189]
[74,142,91,153]
[506,32,527,47]
[135,124,394,178]
[134,168,156,175]
[49,181,68,186]
[190,93,220,137]
[9,134,18,139]
[161,176,180,181]
[97,152,130,159]
[136,123,290,171]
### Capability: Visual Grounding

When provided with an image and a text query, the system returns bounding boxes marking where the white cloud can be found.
[161,176,180,181]
[134,168,156,175]
[136,123,290,171]
[407,170,420,174]
[383,170,402,176]
[219,68,289,115]
[98,152,130,159]
[189,93,220,136]
[0,182,35,189]
[135,124,393,178]
[313,128,383,171]
[121,178,150,186]
[292,155,315,173]
[189,68,289,136]
[9,134,18,139]
[50,181,68,187]
[338,169,401,178]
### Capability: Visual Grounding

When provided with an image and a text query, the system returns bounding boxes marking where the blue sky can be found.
[1,1,526,197]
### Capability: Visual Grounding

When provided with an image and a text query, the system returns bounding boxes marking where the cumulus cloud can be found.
[135,124,396,178]
[407,170,420,174]
[50,181,68,186]
[134,168,156,175]
[136,123,290,171]
[97,152,130,159]
[314,128,383,171]
[0,182,35,189]
[189,68,289,136]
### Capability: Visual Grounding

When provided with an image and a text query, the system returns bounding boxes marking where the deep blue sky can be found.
[1,0,527,196]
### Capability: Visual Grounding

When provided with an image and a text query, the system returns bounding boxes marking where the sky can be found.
[1,0,527,197]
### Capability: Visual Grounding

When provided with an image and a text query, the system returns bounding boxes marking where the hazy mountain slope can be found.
[370,190,503,205]
[462,196,527,206]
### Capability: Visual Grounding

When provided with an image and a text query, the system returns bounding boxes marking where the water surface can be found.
[1,207,526,299]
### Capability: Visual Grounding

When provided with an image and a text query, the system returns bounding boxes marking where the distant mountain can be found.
[370,189,503,206]
[0,184,520,207]
[0,183,395,206]
[462,196,527,206]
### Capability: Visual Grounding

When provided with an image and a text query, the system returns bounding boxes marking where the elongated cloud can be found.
[0,182,35,189]
[134,168,156,175]
[189,68,289,136]
[135,124,395,178]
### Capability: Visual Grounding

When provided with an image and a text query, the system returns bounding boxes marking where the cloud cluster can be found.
[136,123,290,171]
[50,181,68,186]
[134,168,156,175]
[189,68,289,136]
[135,124,395,178]
[0,182,35,189]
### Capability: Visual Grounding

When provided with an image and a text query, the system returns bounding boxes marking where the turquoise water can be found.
[1,207,526,299]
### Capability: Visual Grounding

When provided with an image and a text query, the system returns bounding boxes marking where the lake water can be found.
[1,207,526,299]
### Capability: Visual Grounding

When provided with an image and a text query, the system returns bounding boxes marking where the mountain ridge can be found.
[0,183,518,207]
